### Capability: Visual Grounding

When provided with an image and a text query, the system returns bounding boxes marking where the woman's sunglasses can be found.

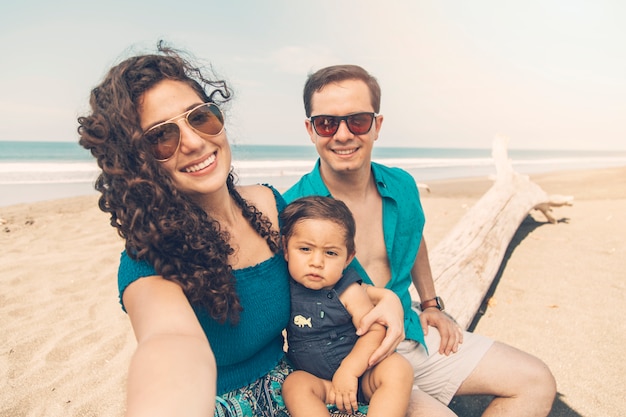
[143,102,225,161]
[308,112,377,137]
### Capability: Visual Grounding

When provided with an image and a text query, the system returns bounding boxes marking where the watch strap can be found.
[420,296,444,311]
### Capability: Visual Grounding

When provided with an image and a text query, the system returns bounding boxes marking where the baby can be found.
[280,196,413,417]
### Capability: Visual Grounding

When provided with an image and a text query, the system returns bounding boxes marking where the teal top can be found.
[117,185,291,395]
[284,160,426,347]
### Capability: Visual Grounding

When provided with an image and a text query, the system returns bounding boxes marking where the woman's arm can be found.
[357,285,405,367]
[123,276,216,417]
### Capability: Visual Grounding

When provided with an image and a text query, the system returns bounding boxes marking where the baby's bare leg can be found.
[283,370,333,417]
[361,352,413,417]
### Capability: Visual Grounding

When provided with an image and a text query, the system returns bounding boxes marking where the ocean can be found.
[2,140,626,207]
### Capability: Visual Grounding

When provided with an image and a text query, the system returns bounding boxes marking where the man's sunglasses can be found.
[143,102,225,161]
[308,112,377,137]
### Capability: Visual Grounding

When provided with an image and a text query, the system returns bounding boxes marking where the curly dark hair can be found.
[77,42,280,324]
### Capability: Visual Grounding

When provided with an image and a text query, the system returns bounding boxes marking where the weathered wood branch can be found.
[411,136,573,329]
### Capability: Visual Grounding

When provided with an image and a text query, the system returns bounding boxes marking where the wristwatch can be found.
[420,296,445,311]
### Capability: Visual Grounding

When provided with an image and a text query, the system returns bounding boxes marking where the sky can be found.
[1,0,625,150]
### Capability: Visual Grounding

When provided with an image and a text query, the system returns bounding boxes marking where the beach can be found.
[1,166,625,417]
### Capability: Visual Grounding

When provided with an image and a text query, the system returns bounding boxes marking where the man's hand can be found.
[419,308,463,355]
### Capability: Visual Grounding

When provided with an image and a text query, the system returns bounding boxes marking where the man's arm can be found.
[411,237,464,355]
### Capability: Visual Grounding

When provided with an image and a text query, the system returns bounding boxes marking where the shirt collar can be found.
[310,159,334,197]
[311,159,393,199]
[371,162,393,199]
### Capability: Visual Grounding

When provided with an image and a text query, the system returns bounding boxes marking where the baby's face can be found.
[284,218,353,291]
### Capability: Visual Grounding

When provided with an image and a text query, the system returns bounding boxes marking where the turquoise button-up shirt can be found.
[284,160,426,346]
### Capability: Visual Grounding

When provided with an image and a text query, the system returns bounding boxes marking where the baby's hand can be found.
[329,369,359,413]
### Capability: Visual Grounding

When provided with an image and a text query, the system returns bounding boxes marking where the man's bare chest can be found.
[351,205,391,287]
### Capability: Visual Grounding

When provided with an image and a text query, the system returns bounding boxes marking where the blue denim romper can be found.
[286,268,362,380]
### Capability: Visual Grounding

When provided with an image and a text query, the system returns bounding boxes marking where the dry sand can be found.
[2,166,625,417]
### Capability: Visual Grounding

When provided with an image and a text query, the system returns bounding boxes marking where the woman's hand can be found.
[357,286,405,367]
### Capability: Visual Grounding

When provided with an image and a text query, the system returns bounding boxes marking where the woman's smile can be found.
[182,151,217,173]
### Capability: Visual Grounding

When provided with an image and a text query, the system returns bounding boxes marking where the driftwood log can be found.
[411,136,573,329]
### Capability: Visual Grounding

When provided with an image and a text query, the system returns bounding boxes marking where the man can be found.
[284,65,556,416]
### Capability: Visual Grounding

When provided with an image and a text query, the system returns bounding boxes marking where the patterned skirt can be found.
[214,357,367,417]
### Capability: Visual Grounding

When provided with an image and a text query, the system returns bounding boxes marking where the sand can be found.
[2,166,625,417]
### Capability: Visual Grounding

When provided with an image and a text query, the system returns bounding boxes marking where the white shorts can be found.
[397,326,494,405]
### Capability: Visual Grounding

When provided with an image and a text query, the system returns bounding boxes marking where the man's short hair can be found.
[303,64,381,117]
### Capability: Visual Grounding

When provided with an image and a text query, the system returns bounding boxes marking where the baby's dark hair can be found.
[280,196,356,255]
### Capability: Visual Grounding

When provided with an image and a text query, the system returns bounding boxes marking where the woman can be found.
[78,42,404,417]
